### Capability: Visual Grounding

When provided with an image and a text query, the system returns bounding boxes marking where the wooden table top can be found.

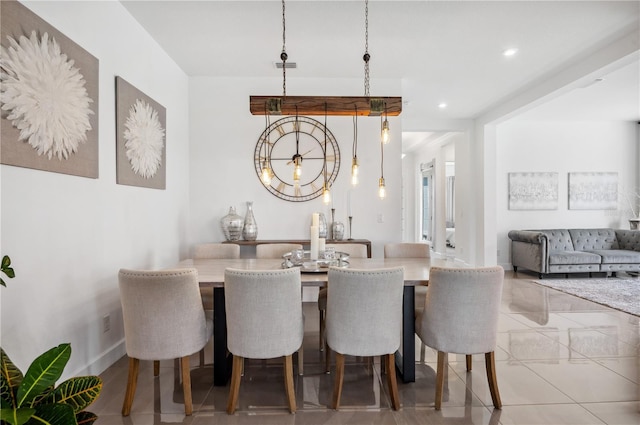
[175,257,460,287]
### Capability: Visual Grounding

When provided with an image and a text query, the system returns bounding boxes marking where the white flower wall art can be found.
[116,77,166,189]
[124,99,165,179]
[0,0,99,178]
[1,31,93,160]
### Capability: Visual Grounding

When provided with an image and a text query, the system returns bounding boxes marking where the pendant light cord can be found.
[324,103,328,186]
[352,106,358,158]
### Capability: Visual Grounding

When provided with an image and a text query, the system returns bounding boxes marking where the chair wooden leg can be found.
[227,355,244,414]
[420,343,426,363]
[153,360,160,377]
[332,352,345,410]
[319,309,325,351]
[466,354,472,371]
[297,347,304,376]
[385,354,400,410]
[180,356,193,415]
[284,354,296,413]
[122,357,139,416]
[199,349,205,367]
[324,343,331,374]
[435,351,446,410]
[485,351,502,409]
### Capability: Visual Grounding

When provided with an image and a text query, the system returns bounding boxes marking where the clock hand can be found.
[286,148,315,165]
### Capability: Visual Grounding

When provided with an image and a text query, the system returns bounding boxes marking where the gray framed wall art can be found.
[0,0,99,178]
[568,172,618,210]
[508,172,559,210]
[115,76,166,189]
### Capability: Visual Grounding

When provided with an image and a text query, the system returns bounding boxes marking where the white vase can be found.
[242,201,258,241]
[221,207,244,241]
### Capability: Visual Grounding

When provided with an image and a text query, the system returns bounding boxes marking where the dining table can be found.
[175,256,458,386]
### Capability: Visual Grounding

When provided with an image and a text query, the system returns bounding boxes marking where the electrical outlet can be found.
[103,314,110,333]
[377,213,384,223]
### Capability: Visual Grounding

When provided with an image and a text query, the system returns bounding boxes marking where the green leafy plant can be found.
[0,257,102,424]
[0,344,102,425]
[1,256,15,287]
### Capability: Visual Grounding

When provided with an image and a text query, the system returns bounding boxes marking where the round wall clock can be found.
[254,116,340,202]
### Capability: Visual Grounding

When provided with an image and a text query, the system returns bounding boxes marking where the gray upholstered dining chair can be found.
[318,243,368,352]
[255,243,303,259]
[384,242,430,361]
[325,267,404,410]
[193,243,240,260]
[415,266,504,410]
[224,268,304,414]
[118,268,213,416]
[193,242,240,366]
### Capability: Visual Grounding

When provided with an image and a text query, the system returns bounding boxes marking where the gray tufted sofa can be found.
[508,228,640,278]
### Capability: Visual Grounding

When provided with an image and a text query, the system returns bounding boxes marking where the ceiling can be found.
[120,1,640,151]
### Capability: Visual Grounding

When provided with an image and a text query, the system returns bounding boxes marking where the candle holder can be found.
[348,216,353,240]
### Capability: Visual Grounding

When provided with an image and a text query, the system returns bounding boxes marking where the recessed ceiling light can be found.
[503,48,519,57]
[438,103,447,109]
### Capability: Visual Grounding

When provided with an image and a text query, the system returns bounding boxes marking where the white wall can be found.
[1,1,190,377]
[188,77,403,259]
[496,120,639,268]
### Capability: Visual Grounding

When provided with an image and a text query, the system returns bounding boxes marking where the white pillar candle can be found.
[312,212,319,227]
[310,226,319,260]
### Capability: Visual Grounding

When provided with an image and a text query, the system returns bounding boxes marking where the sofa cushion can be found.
[568,229,618,251]
[615,229,640,251]
[548,250,601,265]
[539,230,574,251]
[586,249,640,264]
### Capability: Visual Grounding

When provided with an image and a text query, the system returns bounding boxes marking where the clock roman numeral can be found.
[294,186,302,197]
[275,125,285,137]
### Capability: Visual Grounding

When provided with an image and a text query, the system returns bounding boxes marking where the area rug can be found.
[531,277,640,316]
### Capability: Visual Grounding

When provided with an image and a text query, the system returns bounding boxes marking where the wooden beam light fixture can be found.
[249,95,402,117]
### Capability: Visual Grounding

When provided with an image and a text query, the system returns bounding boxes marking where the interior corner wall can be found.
[495,120,638,269]
[187,77,403,259]
[1,1,190,378]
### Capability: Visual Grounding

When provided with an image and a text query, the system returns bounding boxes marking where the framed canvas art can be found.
[568,172,618,210]
[508,172,558,210]
[0,0,99,178]
[115,76,166,189]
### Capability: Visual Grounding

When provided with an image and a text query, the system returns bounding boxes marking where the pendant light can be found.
[381,102,390,144]
[378,114,386,199]
[351,106,359,186]
[292,107,302,189]
[260,103,273,185]
[322,103,332,204]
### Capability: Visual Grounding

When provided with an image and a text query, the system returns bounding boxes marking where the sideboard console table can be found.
[223,239,372,258]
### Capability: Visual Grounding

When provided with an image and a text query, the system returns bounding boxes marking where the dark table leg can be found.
[395,285,416,382]
[213,287,232,386]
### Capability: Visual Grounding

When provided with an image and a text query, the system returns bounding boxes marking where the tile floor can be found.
[92,271,639,424]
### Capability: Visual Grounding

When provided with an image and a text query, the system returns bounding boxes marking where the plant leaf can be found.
[16,344,70,408]
[75,411,98,425]
[1,348,24,409]
[28,403,77,425]
[1,256,11,269]
[0,407,35,425]
[46,376,102,413]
